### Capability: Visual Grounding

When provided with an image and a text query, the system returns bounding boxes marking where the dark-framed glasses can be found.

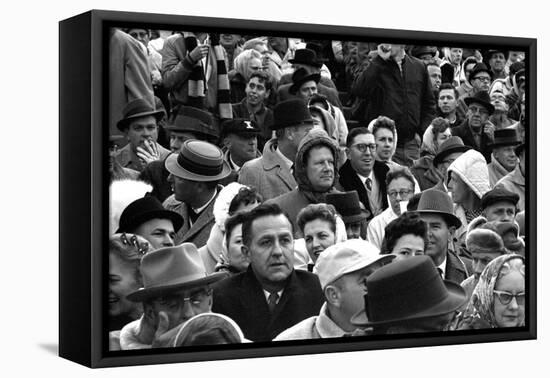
[156,288,212,308]
[473,76,491,83]
[493,290,525,305]
[387,189,414,199]
[352,143,377,153]
[468,105,489,115]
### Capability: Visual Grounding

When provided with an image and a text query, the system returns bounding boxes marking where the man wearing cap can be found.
[415,189,472,284]
[239,99,314,201]
[495,143,526,212]
[163,139,232,247]
[481,187,520,223]
[115,98,172,172]
[350,255,467,334]
[325,191,369,240]
[221,118,262,173]
[119,244,226,349]
[457,62,493,119]
[267,128,340,235]
[452,90,496,162]
[117,196,183,250]
[338,127,390,220]
[212,203,324,342]
[274,239,394,340]
[487,129,521,186]
[139,106,220,203]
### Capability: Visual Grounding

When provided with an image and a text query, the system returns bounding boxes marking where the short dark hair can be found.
[372,116,396,138]
[224,212,249,249]
[228,186,263,215]
[346,127,371,148]
[249,70,272,92]
[430,117,451,135]
[380,212,428,255]
[241,203,292,247]
[385,166,416,189]
[296,203,337,235]
[437,83,459,99]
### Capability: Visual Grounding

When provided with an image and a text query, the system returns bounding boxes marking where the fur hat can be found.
[466,228,505,255]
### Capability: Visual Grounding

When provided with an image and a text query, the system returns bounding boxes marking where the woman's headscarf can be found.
[468,253,525,327]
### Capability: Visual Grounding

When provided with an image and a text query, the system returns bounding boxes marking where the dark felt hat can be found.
[468,62,493,85]
[289,67,321,95]
[117,195,184,233]
[325,191,370,223]
[410,45,437,59]
[351,255,467,327]
[415,188,462,229]
[515,143,525,157]
[481,187,520,209]
[165,106,219,139]
[165,139,232,182]
[221,118,260,138]
[271,98,315,130]
[116,98,165,132]
[490,128,521,148]
[464,90,495,115]
[433,136,471,167]
[127,243,226,302]
[288,48,323,68]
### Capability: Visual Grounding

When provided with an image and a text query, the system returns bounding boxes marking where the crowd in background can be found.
[107,27,528,349]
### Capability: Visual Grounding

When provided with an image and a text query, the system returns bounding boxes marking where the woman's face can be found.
[493,270,525,328]
[391,234,425,261]
[109,254,141,317]
[304,219,336,263]
[226,223,249,272]
[434,128,452,150]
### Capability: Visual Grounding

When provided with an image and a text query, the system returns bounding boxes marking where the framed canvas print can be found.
[59,9,536,368]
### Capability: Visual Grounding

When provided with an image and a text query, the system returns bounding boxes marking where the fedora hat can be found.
[289,68,321,95]
[325,191,370,223]
[288,48,323,68]
[165,106,219,139]
[350,255,467,327]
[464,91,495,115]
[271,98,315,130]
[127,243,226,302]
[165,139,232,182]
[433,136,471,167]
[468,62,493,85]
[117,195,184,233]
[415,188,462,229]
[116,98,165,132]
[490,128,521,148]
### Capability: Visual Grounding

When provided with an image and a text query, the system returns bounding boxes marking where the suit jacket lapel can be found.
[339,160,371,215]
[240,269,272,325]
[182,199,215,242]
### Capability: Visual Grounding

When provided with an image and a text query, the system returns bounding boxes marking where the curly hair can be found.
[296,203,338,235]
[228,186,263,216]
[380,212,428,255]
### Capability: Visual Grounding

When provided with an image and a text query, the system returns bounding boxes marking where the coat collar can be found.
[261,139,296,188]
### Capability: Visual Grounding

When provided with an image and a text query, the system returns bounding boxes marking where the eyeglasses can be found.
[351,143,377,153]
[493,290,525,306]
[156,289,212,308]
[468,106,489,115]
[473,76,492,83]
[387,189,414,199]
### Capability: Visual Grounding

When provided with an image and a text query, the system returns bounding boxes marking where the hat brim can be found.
[117,109,165,132]
[289,73,321,95]
[127,272,227,302]
[165,153,232,182]
[350,280,467,327]
[288,58,323,68]
[342,212,369,224]
[415,209,462,229]
[489,140,522,149]
[270,119,315,131]
[433,146,471,166]
[116,209,184,234]
[464,97,495,115]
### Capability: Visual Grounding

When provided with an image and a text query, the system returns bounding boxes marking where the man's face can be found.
[219,34,241,48]
[374,127,395,162]
[245,77,270,107]
[246,58,263,80]
[169,131,198,153]
[471,72,492,92]
[467,102,490,129]
[133,219,176,250]
[304,219,336,263]
[345,220,365,240]
[489,52,506,72]
[346,133,376,177]
[109,254,141,317]
[305,146,335,192]
[420,213,452,264]
[493,146,518,171]
[150,287,213,330]
[128,28,149,47]
[298,80,318,101]
[427,65,442,91]
[508,51,524,63]
[124,115,158,150]
[244,214,294,287]
[491,92,509,112]
[436,151,463,178]
[450,48,463,65]
[438,89,458,115]
[288,124,313,151]
[387,177,415,216]
[484,200,517,222]
[169,175,201,203]
[472,251,502,279]
[225,133,258,164]
[447,171,470,205]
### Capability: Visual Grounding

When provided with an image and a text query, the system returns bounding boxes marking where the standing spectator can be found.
[457,62,493,119]
[437,83,464,127]
[409,45,438,65]
[486,49,507,80]
[440,47,464,87]
[480,187,520,223]
[379,212,427,261]
[325,191,369,240]
[219,33,242,71]
[427,62,442,94]
[212,203,325,342]
[338,128,389,220]
[239,99,314,201]
[229,49,264,104]
[456,56,479,98]
[274,239,394,340]
[489,83,516,129]
[488,129,521,186]
[495,143,526,212]
[352,44,436,167]
[221,118,262,173]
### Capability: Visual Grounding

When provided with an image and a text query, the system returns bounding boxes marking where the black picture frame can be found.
[59,9,537,368]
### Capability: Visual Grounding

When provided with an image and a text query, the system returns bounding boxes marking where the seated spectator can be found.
[495,143,526,212]
[419,117,452,158]
[325,191,369,240]
[229,49,265,104]
[437,84,464,128]
[274,239,394,340]
[221,118,262,173]
[481,187,520,223]
[428,136,471,192]
[489,82,516,129]
[487,129,521,187]
[172,313,247,346]
[380,212,427,261]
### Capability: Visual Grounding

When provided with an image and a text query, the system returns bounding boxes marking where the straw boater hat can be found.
[127,243,226,302]
[116,98,165,132]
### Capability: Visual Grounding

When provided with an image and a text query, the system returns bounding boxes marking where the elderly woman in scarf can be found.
[456,254,525,329]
